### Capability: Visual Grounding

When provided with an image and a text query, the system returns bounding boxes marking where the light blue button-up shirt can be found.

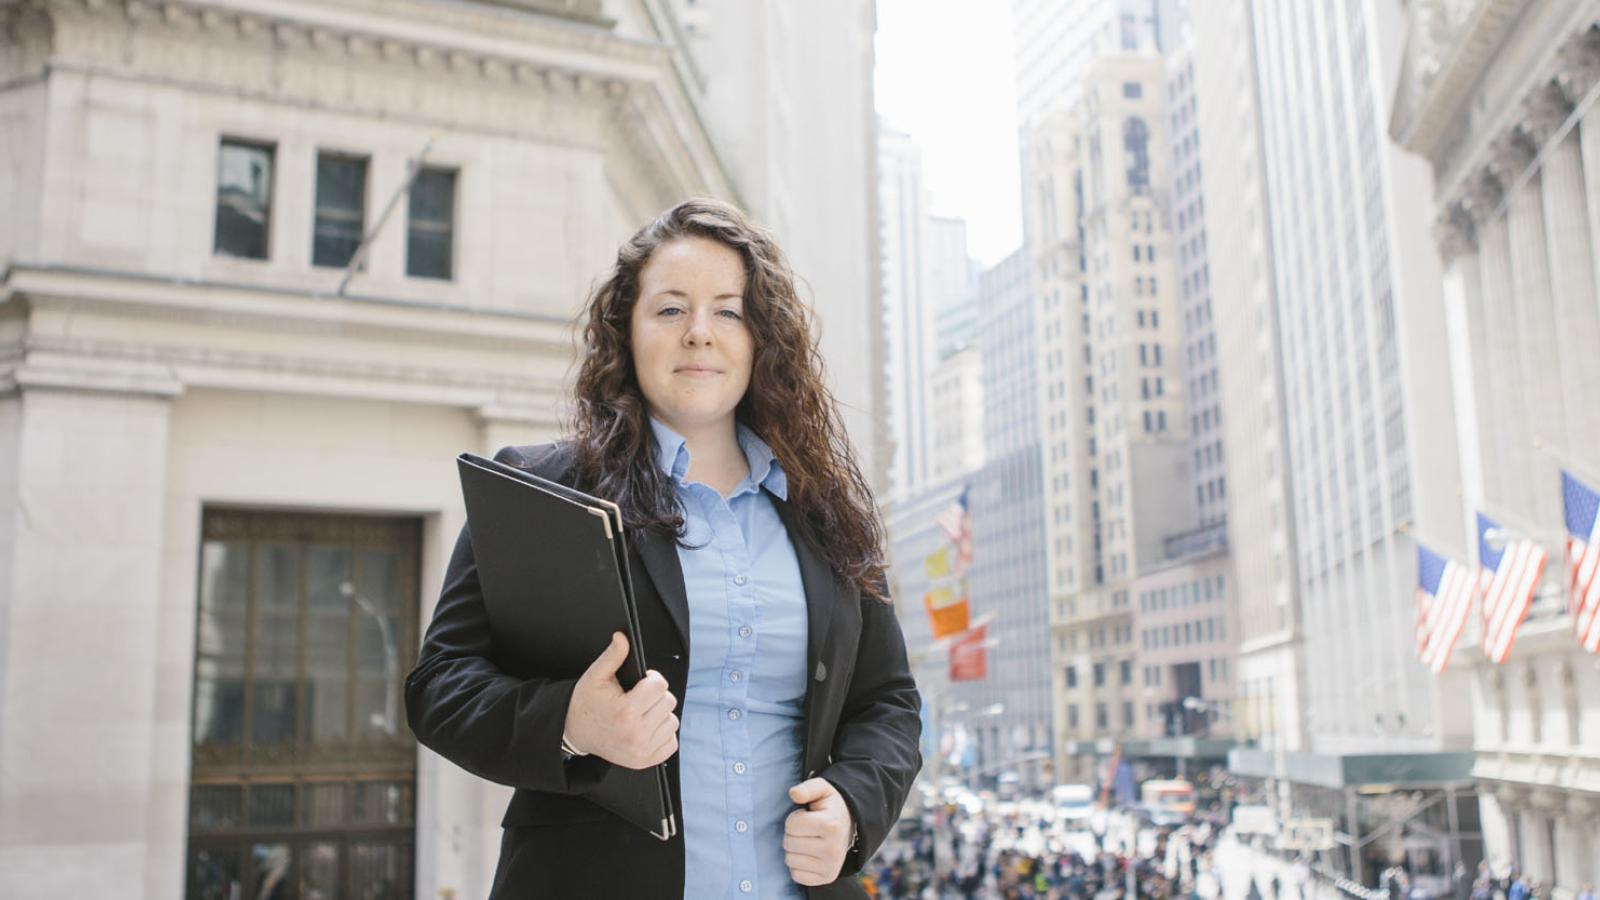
[649,418,809,900]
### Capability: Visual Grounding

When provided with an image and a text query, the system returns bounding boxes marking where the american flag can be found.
[1476,512,1549,664]
[934,486,973,576]
[1416,543,1475,674]
[1562,470,1600,653]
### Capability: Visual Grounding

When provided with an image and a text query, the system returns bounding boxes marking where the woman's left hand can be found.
[783,777,854,886]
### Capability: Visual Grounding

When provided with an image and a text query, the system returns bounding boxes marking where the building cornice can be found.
[0,0,736,201]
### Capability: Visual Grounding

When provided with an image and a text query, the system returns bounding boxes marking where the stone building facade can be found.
[0,1,880,897]
[1392,2,1600,894]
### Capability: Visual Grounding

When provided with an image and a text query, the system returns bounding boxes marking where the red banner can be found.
[949,624,987,681]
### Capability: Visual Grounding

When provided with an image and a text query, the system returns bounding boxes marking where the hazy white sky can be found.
[874,0,1023,268]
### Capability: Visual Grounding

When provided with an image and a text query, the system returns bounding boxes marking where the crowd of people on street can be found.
[861,799,1238,899]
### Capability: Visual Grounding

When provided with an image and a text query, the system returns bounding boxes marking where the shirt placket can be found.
[708,488,761,896]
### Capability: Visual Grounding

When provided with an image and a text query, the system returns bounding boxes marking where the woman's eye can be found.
[718,309,743,320]
[659,307,684,317]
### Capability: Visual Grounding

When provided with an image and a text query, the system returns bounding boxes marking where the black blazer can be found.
[404,442,923,899]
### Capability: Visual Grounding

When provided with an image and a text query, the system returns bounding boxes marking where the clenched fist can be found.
[562,632,679,770]
[783,777,854,886]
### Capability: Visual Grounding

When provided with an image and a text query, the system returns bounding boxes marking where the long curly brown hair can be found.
[568,198,888,601]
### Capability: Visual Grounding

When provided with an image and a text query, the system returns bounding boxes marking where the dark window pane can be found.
[349,841,411,900]
[313,154,368,268]
[306,548,352,745]
[214,140,273,259]
[251,546,301,746]
[406,167,455,280]
[190,786,242,830]
[248,842,291,900]
[195,542,249,746]
[354,549,405,740]
[352,781,413,826]
[247,784,294,827]
[187,845,241,900]
[301,842,340,900]
[301,782,346,827]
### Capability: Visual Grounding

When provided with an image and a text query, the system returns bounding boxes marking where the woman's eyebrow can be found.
[650,289,742,301]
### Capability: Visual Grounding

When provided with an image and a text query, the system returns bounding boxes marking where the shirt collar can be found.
[647,417,788,500]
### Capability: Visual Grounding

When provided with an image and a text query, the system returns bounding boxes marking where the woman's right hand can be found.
[562,632,679,769]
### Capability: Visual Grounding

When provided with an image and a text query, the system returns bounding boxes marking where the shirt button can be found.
[740,880,753,893]
[738,625,753,639]
[733,762,747,775]
[730,670,743,683]
[734,573,748,586]
[728,708,742,721]
[735,819,749,833]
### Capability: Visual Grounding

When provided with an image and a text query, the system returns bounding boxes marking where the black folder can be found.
[457,452,677,841]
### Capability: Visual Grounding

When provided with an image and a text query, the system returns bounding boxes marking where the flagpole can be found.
[336,133,438,297]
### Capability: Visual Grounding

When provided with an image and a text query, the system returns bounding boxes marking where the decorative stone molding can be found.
[1519,81,1574,147]
[1434,204,1478,261]
[1555,25,1600,102]
[1460,169,1505,224]
[1563,792,1598,821]
[1485,130,1538,184]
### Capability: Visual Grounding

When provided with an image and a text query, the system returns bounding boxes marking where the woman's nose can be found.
[682,311,714,345]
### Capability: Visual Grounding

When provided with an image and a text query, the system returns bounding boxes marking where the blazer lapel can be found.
[631,527,691,652]
[769,494,836,705]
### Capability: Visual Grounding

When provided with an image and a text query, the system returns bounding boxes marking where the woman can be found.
[405,198,923,898]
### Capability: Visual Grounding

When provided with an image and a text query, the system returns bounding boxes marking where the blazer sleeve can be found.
[403,449,613,794]
[819,573,923,877]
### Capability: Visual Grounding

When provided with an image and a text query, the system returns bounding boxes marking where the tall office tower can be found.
[1237,0,1475,883]
[959,247,1053,789]
[1188,0,1306,765]
[878,123,937,503]
[1011,0,1180,128]
[1392,3,1600,891]
[1025,53,1193,781]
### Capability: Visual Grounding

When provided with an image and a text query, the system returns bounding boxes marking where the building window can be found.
[1120,660,1132,685]
[1094,663,1106,687]
[1123,82,1142,99]
[313,153,369,268]
[1069,705,1080,729]
[1123,702,1134,727]
[1124,118,1150,192]
[214,139,275,260]
[1096,703,1108,729]
[407,166,457,280]
[1065,666,1078,689]
[187,509,420,900]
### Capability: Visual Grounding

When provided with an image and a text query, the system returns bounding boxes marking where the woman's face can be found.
[629,235,754,435]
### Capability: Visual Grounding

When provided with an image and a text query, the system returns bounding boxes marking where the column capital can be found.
[1519,82,1573,147]
[1460,169,1505,224]
[1434,204,1478,262]
[1555,26,1600,102]
[1563,792,1598,822]
[1485,131,1537,184]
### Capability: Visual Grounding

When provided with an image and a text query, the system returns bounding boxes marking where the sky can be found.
[874,0,1023,269]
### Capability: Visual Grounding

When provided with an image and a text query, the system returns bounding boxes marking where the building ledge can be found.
[1229,748,1476,788]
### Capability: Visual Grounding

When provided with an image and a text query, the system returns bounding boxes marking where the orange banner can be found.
[924,592,970,639]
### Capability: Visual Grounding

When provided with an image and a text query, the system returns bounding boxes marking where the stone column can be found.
[1530,82,1600,472]
[1436,206,1500,512]
[1495,128,1566,525]
[0,377,178,897]
[1465,171,1533,515]
[1559,30,1600,328]
[1560,794,1597,896]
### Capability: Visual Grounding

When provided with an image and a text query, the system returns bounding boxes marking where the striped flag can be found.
[949,624,987,681]
[1561,470,1600,653]
[934,487,973,577]
[1416,543,1476,674]
[923,581,971,640]
[1476,512,1549,664]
